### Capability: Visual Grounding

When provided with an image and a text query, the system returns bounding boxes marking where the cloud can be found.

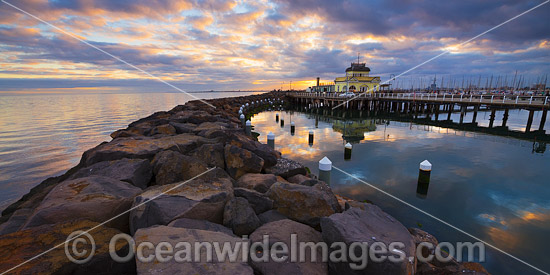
[0,0,548,91]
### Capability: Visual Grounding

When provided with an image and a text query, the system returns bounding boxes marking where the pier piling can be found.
[319,156,332,185]
[245,120,252,136]
[267,132,275,149]
[344,143,352,160]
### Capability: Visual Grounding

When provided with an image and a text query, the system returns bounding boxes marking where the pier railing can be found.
[289,92,549,107]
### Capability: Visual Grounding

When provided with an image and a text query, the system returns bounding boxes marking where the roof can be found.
[335,76,380,82]
[345,62,370,72]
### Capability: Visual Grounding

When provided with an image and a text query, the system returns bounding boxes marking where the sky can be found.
[0,0,549,93]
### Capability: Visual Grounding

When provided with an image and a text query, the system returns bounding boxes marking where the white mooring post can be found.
[276,113,279,122]
[245,120,252,136]
[344,142,352,160]
[267,132,275,149]
[240,114,245,127]
[319,156,332,185]
[417,160,432,198]
[280,117,285,127]
[418,160,432,185]
[290,121,295,135]
[308,130,314,145]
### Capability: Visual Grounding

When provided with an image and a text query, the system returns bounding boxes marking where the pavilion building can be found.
[309,62,381,93]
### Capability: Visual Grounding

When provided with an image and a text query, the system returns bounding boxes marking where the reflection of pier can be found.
[289,92,549,137]
[293,102,550,145]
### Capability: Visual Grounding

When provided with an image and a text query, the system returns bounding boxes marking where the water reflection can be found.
[251,109,550,275]
[0,91,260,210]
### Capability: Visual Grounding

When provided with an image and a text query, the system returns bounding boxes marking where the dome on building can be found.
[345,62,371,72]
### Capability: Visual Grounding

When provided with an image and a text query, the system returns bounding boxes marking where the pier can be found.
[288,92,549,134]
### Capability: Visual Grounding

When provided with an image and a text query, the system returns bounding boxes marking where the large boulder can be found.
[223,197,261,236]
[265,158,307,179]
[81,134,212,166]
[151,150,208,185]
[267,182,341,228]
[146,123,177,136]
[168,217,234,236]
[249,219,328,275]
[257,210,287,224]
[320,206,416,274]
[190,143,225,168]
[168,121,196,134]
[129,177,233,234]
[409,228,489,275]
[22,176,141,232]
[69,158,152,189]
[287,174,311,185]
[134,226,253,274]
[224,144,264,179]
[227,132,279,168]
[236,173,277,193]
[0,220,133,275]
[234,188,273,214]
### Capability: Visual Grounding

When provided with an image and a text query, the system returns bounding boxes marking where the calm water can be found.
[0,91,259,210]
[251,109,550,275]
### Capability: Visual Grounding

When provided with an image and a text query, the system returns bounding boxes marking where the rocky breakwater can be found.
[0,92,488,275]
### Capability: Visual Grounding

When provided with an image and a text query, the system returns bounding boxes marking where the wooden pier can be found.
[287,92,549,134]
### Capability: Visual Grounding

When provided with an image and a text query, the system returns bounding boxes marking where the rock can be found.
[265,158,307,179]
[227,132,279,168]
[0,208,33,235]
[190,143,225,168]
[409,228,489,275]
[234,188,273,214]
[249,219,328,275]
[193,121,230,133]
[223,197,261,236]
[236,173,277,193]
[134,226,253,275]
[0,220,134,275]
[168,217,234,236]
[168,121,196,134]
[69,158,152,189]
[22,176,141,232]
[320,206,416,274]
[147,123,176,136]
[81,134,212,166]
[287,174,311,185]
[224,144,264,179]
[257,210,287,224]
[129,177,233,234]
[267,182,341,228]
[151,150,208,185]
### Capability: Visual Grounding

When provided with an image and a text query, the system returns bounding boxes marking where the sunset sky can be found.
[0,0,549,93]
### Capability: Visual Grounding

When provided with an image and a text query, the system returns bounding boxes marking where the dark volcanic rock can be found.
[0,220,134,275]
[267,181,341,228]
[287,174,311,185]
[224,144,264,179]
[151,150,208,185]
[168,217,234,236]
[320,206,416,274]
[69,158,152,189]
[22,176,141,232]
[227,132,279,168]
[265,158,307,179]
[235,173,277,193]
[81,134,212,166]
[223,197,261,236]
[409,228,490,275]
[249,219,328,275]
[129,177,233,234]
[234,187,273,214]
[257,210,287,224]
[134,226,253,274]
[190,143,225,168]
